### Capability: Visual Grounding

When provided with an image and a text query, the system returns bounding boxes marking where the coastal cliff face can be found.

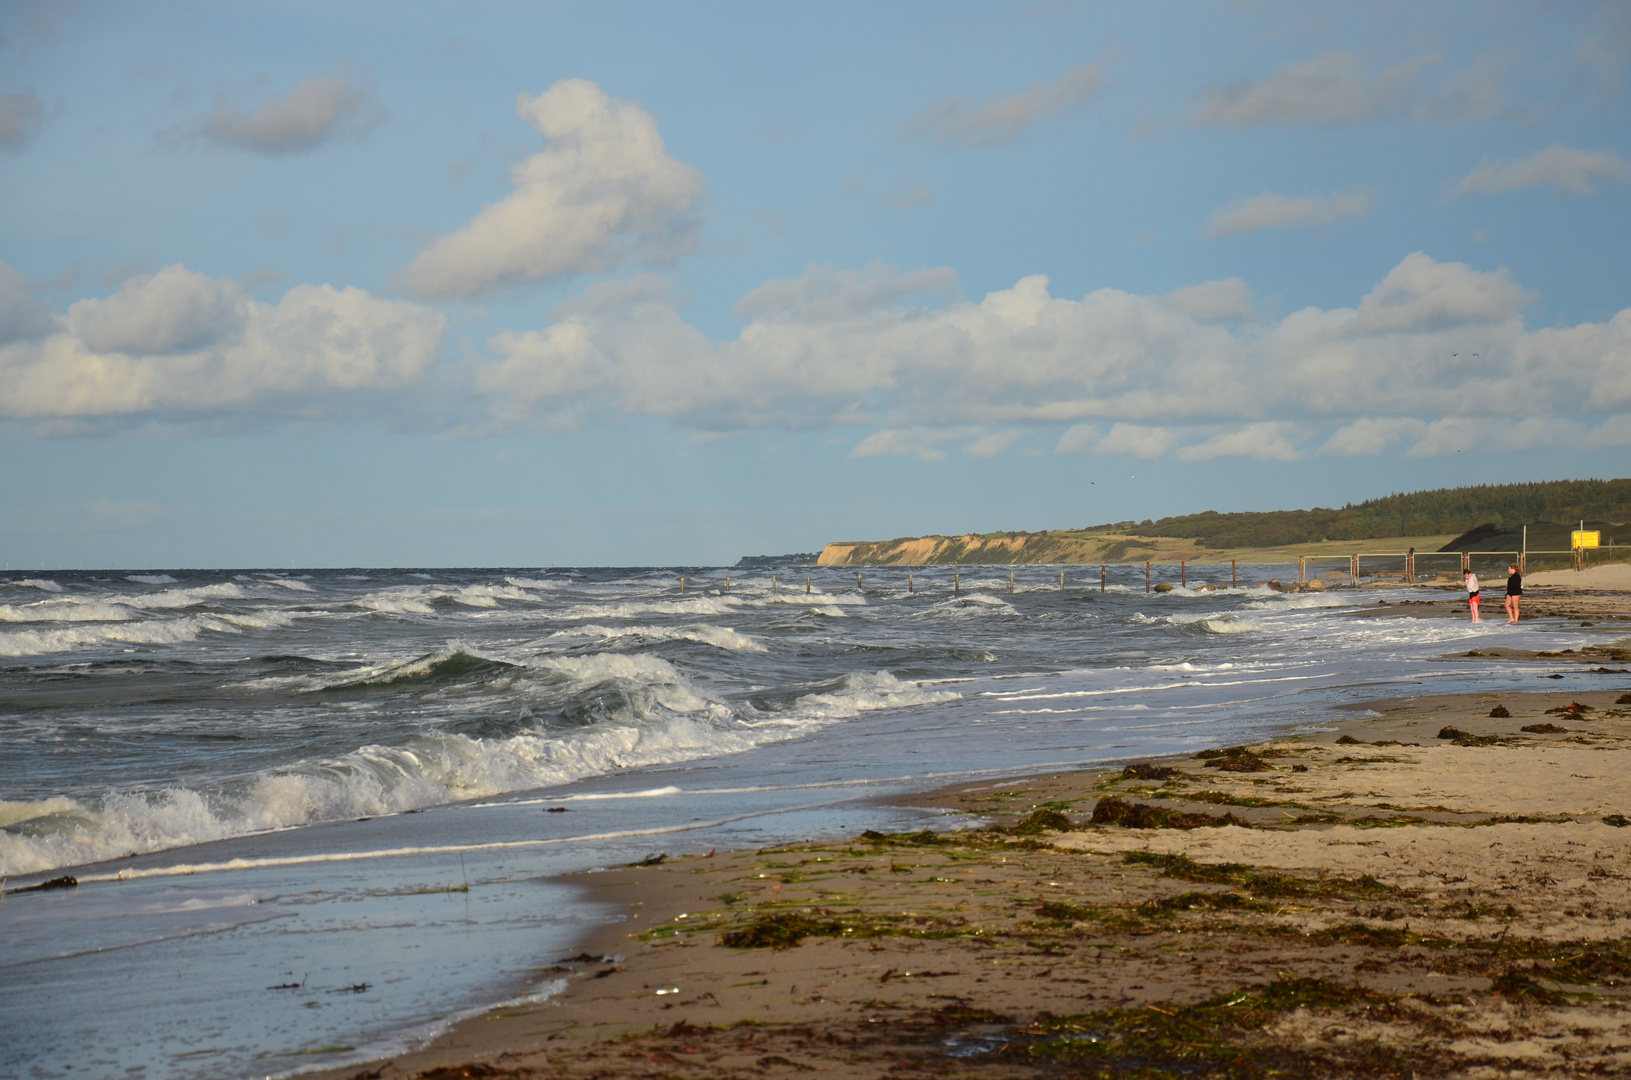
[817,530,1200,566]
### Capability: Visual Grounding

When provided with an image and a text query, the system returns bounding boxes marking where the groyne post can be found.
[1101,564,1106,592]
[955,572,961,595]
[725,577,731,594]
[1180,559,1186,588]
[772,575,777,594]
[680,576,685,594]
[1298,556,1305,586]
[806,574,811,594]
[908,572,914,593]
[1231,560,1236,588]
[856,572,862,592]
[1059,569,1064,590]
[1145,562,1150,593]
[1009,570,1015,594]
[1352,554,1359,588]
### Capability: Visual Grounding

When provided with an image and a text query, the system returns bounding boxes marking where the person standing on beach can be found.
[1465,569,1480,622]
[1504,563,1522,624]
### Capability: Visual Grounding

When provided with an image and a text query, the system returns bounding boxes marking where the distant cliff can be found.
[817,531,1201,566]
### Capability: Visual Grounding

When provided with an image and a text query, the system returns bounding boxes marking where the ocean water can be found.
[0,565,1609,1079]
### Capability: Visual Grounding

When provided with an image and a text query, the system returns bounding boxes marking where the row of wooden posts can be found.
[679,561,1248,596]
[678,547,1612,597]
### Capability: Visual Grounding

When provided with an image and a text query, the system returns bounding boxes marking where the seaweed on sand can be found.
[1024,977,1444,1077]
[1091,797,1247,830]
[1122,851,1393,900]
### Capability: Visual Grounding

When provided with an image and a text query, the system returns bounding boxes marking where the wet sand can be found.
[306,669,1631,1080]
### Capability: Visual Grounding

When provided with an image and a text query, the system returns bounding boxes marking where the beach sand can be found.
[311,680,1631,1078]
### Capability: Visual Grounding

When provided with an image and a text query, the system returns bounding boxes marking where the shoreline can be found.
[307,670,1631,1078]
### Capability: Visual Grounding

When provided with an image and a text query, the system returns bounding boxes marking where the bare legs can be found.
[1470,595,1480,622]
[1505,595,1520,624]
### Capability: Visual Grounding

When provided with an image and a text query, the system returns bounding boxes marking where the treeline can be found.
[1093,479,1631,549]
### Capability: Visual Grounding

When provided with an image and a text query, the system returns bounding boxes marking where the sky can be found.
[1,0,1628,568]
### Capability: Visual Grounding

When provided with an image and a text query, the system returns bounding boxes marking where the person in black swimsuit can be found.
[1505,563,1522,624]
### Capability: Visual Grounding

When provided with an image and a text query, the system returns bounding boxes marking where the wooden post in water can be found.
[772,575,777,594]
[1180,559,1186,588]
[1352,554,1359,588]
[725,577,731,594]
[805,574,811,594]
[1145,562,1151,593]
[954,572,961,595]
[1101,564,1106,592]
[1298,556,1305,586]
[908,572,914,593]
[1059,569,1064,590]
[1009,570,1015,594]
[680,576,685,594]
[1231,560,1237,588]
[856,572,862,591]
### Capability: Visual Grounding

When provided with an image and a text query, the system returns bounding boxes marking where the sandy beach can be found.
[309,651,1631,1078]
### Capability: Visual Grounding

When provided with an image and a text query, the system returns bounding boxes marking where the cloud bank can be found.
[171,75,383,155]
[908,64,1110,149]
[0,263,444,419]
[473,252,1630,460]
[1205,188,1375,237]
[1453,144,1629,197]
[396,79,704,300]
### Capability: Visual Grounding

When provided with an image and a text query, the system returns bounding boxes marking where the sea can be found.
[0,564,1610,1080]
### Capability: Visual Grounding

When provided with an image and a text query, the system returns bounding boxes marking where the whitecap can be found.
[126,574,178,585]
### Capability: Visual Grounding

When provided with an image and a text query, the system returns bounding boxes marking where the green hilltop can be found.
[1102,478,1631,549]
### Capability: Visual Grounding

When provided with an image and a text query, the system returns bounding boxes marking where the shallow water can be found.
[0,566,1607,1079]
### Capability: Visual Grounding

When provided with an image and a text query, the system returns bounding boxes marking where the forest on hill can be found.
[1096,479,1631,549]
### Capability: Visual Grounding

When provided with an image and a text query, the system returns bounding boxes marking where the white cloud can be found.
[174,76,382,156]
[0,262,57,343]
[908,64,1109,149]
[1407,416,1585,457]
[1093,424,1179,459]
[1162,278,1253,322]
[1174,422,1302,461]
[964,431,1021,458]
[396,79,704,300]
[470,250,1631,462]
[1192,52,1432,128]
[0,263,444,419]
[1053,423,1100,455]
[1352,252,1531,333]
[1452,144,1630,197]
[1320,417,1427,456]
[0,89,43,149]
[1204,188,1375,237]
[849,426,977,461]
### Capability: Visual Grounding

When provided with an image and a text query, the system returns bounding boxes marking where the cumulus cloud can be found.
[470,251,1631,461]
[1452,144,1629,197]
[1320,417,1427,456]
[1192,52,1432,128]
[0,262,444,419]
[396,79,704,300]
[172,75,383,155]
[1204,188,1375,237]
[1175,422,1301,461]
[849,426,978,461]
[0,262,57,344]
[908,64,1109,149]
[0,89,44,149]
[1162,278,1253,321]
[964,430,1022,458]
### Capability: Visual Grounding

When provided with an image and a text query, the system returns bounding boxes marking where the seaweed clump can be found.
[1011,808,1075,835]
[1090,797,1245,830]
[1122,850,1392,900]
[1121,762,1179,781]
[1196,746,1274,772]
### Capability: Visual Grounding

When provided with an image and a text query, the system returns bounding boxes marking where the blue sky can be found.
[1,0,1628,568]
